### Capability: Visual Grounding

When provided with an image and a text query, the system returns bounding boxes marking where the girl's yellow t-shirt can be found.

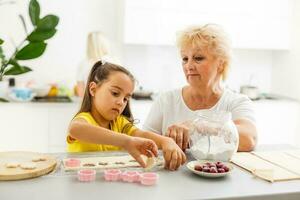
[67,112,137,152]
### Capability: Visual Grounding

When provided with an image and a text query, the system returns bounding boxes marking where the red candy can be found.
[195,161,230,174]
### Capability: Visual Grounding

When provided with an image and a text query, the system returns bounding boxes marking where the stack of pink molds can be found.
[65,158,81,167]
[78,169,96,182]
[104,169,158,186]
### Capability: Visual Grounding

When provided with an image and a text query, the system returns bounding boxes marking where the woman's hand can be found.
[161,137,186,170]
[166,123,190,151]
[124,137,158,168]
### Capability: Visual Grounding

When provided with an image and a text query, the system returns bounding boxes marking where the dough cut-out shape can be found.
[20,162,37,170]
[115,162,125,165]
[83,163,96,167]
[32,156,47,162]
[145,157,155,170]
[5,162,20,168]
[98,162,108,165]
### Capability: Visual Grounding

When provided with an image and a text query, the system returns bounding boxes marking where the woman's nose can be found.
[185,59,195,71]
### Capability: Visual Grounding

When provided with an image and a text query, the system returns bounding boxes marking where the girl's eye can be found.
[111,91,119,97]
[123,97,129,103]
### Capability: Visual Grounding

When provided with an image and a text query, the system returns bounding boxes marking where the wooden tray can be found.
[0,151,57,181]
[231,151,300,182]
[63,155,164,171]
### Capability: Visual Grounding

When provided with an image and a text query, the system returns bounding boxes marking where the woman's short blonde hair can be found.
[176,24,232,80]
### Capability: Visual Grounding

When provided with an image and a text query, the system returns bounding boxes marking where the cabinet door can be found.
[0,104,49,152]
[48,104,79,152]
[124,0,290,49]
[254,100,300,146]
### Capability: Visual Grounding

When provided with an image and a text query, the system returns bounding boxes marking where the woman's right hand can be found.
[166,122,190,151]
[124,137,158,168]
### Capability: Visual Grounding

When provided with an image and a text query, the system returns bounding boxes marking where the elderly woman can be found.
[143,24,257,153]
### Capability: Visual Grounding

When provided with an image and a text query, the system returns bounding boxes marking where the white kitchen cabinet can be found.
[0,103,79,153]
[253,100,300,146]
[124,0,291,49]
[0,103,49,152]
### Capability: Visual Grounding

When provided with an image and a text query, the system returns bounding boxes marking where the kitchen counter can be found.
[1,145,300,200]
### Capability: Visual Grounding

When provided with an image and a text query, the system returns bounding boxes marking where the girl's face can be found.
[181,46,223,88]
[89,71,134,121]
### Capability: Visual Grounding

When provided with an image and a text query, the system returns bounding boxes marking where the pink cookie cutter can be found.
[104,169,122,181]
[78,169,96,182]
[139,172,159,186]
[121,171,140,183]
[65,158,81,167]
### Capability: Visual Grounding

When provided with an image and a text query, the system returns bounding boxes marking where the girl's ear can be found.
[89,82,97,96]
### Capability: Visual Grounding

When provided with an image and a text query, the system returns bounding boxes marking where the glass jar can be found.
[189,110,239,161]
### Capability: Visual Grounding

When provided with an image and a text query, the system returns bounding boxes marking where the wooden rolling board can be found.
[0,151,57,181]
[231,152,300,182]
[63,155,164,171]
[253,151,300,175]
[284,150,300,160]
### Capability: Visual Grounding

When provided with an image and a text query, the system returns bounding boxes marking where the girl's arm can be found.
[69,118,131,147]
[68,118,158,167]
[132,129,186,170]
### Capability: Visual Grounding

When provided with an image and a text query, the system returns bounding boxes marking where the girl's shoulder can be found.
[74,112,98,125]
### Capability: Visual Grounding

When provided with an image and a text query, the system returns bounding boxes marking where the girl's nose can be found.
[116,98,124,106]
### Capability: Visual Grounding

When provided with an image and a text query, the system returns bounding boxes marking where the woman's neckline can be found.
[180,87,226,112]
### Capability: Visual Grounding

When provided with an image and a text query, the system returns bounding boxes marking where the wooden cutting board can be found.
[231,151,300,182]
[0,151,57,181]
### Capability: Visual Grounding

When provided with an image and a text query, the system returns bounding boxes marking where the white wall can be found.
[124,45,273,93]
[271,0,300,100]
[0,0,124,86]
[0,0,290,95]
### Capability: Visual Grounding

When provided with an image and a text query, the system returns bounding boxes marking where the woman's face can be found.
[89,71,134,121]
[181,46,222,88]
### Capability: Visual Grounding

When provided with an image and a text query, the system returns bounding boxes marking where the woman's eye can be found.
[182,57,188,63]
[194,56,205,62]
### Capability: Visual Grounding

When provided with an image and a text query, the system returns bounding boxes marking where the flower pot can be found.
[0,80,9,99]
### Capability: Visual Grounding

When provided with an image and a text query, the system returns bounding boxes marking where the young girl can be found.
[67,61,186,170]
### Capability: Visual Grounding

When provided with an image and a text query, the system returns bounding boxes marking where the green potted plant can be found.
[0,0,59,102]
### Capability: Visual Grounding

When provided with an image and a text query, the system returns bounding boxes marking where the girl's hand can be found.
[166,123,190,151]
[124,137,158,168]
[161,137,186,170]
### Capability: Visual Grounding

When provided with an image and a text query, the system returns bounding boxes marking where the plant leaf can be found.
[0,38,3,45]
[29,0,40,26]
[15,42,47,60]
[0,46,5,60]
[37,15,59,31]
[4,60,32,75]
[0,97,9,102]
[27,29,57,42]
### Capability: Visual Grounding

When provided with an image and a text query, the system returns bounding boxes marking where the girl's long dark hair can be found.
[76,60,135,123]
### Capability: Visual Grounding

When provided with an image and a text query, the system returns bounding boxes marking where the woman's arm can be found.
[234,119,257,152]
[132,129,186,170]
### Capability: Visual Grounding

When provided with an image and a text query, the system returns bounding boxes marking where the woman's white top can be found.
[143,88,255,135]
